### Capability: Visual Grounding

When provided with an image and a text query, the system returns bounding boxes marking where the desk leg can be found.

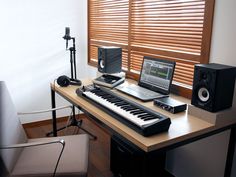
[72,105,76,120]
[224,127,236,177]
[51,88,57,137]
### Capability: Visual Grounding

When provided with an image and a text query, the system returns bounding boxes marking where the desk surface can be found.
[51,79,235,152]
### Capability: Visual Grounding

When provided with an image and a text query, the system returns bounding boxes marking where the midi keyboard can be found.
[76,85,171,136]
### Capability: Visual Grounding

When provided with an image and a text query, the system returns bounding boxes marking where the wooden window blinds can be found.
[88,0,215,98]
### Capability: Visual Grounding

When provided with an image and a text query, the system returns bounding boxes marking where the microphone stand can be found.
[46,36,96,140]
[69,38,77,80]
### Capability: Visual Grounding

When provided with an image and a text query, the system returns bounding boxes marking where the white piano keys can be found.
[83,91,159,128]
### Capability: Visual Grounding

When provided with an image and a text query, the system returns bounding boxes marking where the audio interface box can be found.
[154,97,187,114]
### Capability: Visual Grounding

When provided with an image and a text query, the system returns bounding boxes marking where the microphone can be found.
[63,27,71,49]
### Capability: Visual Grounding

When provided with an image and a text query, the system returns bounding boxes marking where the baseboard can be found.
[22,113,87,128]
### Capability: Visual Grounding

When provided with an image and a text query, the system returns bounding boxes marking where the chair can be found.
[0,81,89,177]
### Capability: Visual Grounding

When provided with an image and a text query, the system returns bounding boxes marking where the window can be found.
[88,0,215,98]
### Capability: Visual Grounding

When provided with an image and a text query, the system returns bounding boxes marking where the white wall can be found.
[166,0,236,177]
[210,0,236,176]
[210,0,236,66]
[0,0,96,123]
[166,131,230,177]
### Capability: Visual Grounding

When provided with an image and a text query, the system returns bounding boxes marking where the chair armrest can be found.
[17,105,72,115]
[0,139,65,149]
[0,139,65,177]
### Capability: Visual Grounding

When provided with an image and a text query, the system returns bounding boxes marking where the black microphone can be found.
[63,27,71,49]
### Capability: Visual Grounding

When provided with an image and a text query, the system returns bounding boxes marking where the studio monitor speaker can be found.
[98,46,122,74]
[191,63,236,112]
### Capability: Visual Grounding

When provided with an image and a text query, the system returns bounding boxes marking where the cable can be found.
[17,105,72,115]
[64,108,74,135]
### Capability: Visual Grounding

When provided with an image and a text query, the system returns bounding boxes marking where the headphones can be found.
[57,75,82,87]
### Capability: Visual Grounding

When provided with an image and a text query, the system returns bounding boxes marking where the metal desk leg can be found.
[224,127,236,177]
[51,88,57,137]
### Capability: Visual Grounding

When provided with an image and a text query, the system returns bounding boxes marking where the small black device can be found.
[98,46,122,73]
[154,97,187,114]
[57,75,81,87]
[191,63,236,112]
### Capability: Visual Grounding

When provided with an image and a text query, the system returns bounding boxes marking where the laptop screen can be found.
[139,56,176,94]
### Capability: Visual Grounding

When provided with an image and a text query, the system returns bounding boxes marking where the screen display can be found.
[139,57,175,92]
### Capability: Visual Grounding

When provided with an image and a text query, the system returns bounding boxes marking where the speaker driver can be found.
[198,87,210,102]
[99,59,104,69]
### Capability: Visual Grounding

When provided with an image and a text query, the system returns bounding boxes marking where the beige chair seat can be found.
[0,81,90,177]
[11,135,89,177]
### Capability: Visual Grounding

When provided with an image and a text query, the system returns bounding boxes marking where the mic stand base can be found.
[46,117,97,140]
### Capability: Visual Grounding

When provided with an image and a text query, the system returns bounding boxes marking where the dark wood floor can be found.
[23,115,113,177]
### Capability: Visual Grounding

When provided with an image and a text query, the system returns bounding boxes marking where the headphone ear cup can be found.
[57,75,70,87]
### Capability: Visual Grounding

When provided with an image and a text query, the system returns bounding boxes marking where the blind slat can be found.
[88,0,214,97]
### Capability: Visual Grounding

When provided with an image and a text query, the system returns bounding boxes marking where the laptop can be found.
[116,56,176,101]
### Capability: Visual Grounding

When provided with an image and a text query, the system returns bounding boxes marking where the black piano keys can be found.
[76,86,171,136]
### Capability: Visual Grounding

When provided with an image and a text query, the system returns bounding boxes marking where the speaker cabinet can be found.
[191,63,236,112]
[98,46,122,74]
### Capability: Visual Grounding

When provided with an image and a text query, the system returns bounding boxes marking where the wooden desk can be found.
[50,79,236,177]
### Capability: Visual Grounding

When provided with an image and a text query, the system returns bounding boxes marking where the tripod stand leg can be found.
[46,116,81,137]
[46,126,68,137]
[47,109,97,140]
[72,112,97,140]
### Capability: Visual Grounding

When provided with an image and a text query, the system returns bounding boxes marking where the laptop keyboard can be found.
[118,84,161,97]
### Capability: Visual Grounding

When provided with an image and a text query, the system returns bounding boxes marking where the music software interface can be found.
[140,58,174,91]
